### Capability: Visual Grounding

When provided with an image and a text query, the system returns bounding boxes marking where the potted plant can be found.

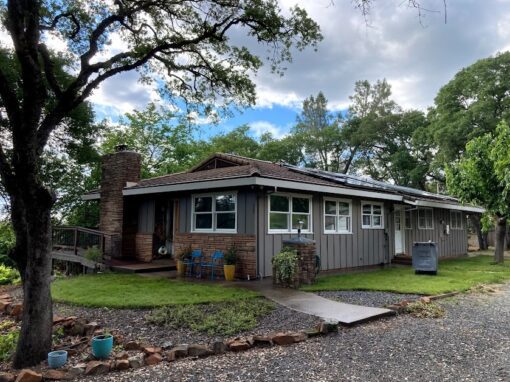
[91,333,113,359]
[224,245,237,281]
[47,350,68,369]
[176,246,192,276]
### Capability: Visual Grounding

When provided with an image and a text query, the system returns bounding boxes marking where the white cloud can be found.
[249,121,287,139]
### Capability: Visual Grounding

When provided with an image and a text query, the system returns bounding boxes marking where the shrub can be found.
[0,329,19,362]
[0,222,15,268]
[146,299,274,336]
[84,246,102,262]
[224,245,237,265]
[272,247,298,285]
[0,265,20,285]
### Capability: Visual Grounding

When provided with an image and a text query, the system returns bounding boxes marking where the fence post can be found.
[73,228,78,256]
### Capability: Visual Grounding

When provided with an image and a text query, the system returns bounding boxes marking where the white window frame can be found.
[268,193,313,234]
[361,201,385,229]
[418,208,434,230]
[191,192,237,233]
[323,198,352,234]
[404,209,412,230]
[450,210,463,230]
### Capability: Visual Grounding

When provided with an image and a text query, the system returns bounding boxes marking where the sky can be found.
[5,1,510,140]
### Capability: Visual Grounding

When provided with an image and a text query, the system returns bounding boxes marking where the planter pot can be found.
[177,260,187,276]
[91,334,113,359]
[47,350,68,369]
[224,265,236,281]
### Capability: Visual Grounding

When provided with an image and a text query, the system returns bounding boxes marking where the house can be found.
[83,146,484,279]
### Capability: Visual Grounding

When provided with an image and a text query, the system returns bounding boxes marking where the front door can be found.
[394,206,405,255]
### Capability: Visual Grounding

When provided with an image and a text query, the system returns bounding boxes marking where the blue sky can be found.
[81,0,510,141]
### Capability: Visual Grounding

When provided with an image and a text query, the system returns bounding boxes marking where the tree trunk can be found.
[470,214,488,250]
[494,216,507,264]
[11,191,54,368]
[506,227,510,251]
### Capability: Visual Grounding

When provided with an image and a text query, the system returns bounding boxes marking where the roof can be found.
[82,153,484,213]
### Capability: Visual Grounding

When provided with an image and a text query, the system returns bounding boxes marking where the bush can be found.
[0,265,20,285]
[0,329,19,362]
[0,222,15,268]
[272,247,298,285]
[224,245,237,265]
[84,246,102,262]
[146,298,274,336]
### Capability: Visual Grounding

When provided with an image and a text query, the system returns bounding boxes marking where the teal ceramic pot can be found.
[91,334,113,359]
[47,350,68,368]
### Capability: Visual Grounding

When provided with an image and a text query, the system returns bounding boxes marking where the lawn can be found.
[52,274,259,308]
[302,255,510,295]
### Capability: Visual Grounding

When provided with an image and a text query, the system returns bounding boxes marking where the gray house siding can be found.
[257,192,391,277]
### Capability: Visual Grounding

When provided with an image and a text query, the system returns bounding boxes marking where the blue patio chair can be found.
[201,250,224,280]
[184,249,203,277]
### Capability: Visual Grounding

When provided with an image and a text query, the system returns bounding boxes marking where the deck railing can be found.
[52,226,106,259]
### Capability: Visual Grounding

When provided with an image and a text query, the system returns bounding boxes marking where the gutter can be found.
[403,199,485,213]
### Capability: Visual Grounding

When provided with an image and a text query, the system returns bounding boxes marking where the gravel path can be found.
[317,291,421,307]
[81,285,510,382]
[55,301,319,346]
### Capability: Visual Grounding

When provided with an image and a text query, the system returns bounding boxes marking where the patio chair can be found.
[184,249,203,278]
[201,250,224,280]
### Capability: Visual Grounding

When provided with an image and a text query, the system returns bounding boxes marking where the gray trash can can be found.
[412,242,438,275]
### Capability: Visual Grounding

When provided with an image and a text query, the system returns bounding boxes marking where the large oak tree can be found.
[0,0,321,367]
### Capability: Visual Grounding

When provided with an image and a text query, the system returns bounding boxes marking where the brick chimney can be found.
[99,145,142,259]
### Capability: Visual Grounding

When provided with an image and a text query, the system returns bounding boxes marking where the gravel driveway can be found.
[81,285,510,382]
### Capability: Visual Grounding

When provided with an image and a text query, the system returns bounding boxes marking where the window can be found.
[268,194,312,233]
[324,198,352,234]
[450,211,463,229]
[361,202,384,229]
[404,210,412,229]
[192,193,236,232]
[418,208,434,229]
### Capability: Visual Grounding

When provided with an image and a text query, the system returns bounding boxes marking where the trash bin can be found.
[412,242,438,275]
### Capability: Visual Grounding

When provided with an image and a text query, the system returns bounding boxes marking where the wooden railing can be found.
[52,226,106,259]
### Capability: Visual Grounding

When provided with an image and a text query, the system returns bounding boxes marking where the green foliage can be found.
[146,299,274,336]
[51,274,258,308]
[272,247,298,284]
[224,245,237,266]
[0,222,15,267]
[404,301,445,318]
[302,255,510,295]
[84,246,102,263]
[0,329,19,362]
[0,265,20,285]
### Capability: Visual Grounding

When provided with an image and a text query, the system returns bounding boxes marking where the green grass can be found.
[146,299,275,336]
[302,255,510,295]
[51,274,259,308]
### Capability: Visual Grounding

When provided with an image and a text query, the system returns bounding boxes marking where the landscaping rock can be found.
[252,335,273,346]
[290,332,308,343]
[168,345,188,359]
[114,359,130,371]
[67,318,87,337]
[68,363,86,376]
[0,301,11,312]
[42,370,70,380]
[84,321,100,336]
[0,293,12,300]
[318,321,339,334]
[14,370,41,382]
[85,361,110,376]
[161,341,174,350]
[271,333,295,346]
[145,353,162,365]
[188,344,213,358]
[9,303,23,319]
[52,316,67,325]
[212,341,228,354]
[303,328,321,337]
[128,355,144,369]
[124,341,141,351]
[115,351,129,360]
[142,346,162,355]
[228,340,251,352]
[0,372,15,382]
[420,296,431,304]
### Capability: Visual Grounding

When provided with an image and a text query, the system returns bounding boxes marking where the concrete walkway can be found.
[236,279,394,326]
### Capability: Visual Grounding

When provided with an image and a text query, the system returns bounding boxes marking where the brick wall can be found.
[135,233,153,262]
[174,233,256,279]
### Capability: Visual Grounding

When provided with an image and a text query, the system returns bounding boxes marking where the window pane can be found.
[363,215,371,226]
[216,213,235,229]
[373,216,382,227]
[195,214,212,229]
[338,216,350,231]
[270,213,288,230]
[419,217,426,228]
[362,204,372,214]
[270,195,289,212]
[293,197,310,213]
[216,195,235,211]
[194,197,212,212]
[325,201,337,215]
[373,205,382,215]
[338,202,350,216]
[325,216,336,231]
[292,214,309,230]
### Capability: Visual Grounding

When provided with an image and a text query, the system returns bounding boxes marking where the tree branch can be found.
[40,12,81,39]
[0,67,21,128]
[38,44,62,97]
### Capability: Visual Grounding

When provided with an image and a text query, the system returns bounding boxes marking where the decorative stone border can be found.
[385,292,460,313]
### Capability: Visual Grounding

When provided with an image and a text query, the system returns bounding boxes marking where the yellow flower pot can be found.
[224,265,236,281]
[177,260,187,277]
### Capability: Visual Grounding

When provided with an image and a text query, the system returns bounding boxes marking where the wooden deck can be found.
[109,258,176,273]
